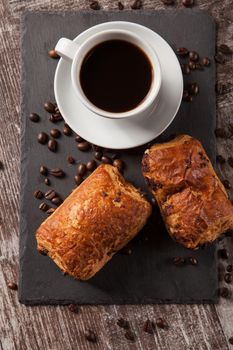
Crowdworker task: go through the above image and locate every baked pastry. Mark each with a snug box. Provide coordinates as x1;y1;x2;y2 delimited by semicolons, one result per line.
142;134;233;249
36;164;152;280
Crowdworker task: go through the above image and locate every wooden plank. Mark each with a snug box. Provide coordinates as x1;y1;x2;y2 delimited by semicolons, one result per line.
0;0;232;349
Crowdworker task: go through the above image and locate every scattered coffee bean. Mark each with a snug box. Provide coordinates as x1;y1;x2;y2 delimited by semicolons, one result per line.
227;265;233;273
84;330;97;343
48;139;57;152
219;44;232;55
77;141;91;152
50;129;61;138
75;175;83;186
44;178;50;186
92;145;102;152
7;282;18;290
182;90;189;100
63;124;72;136
215;53;225;64
156;318;169;329
52;196;63;206
216;155;226;164
101;156;113;164
173;257;185;266
49;113;63;123
223;179;231;189
118;1;124;10
48;49;59;59
189;83;199;96
67;155;75;164
113;159;125;172
49;168;65;178
215;128;227;138
47;207;56;215
77;163;87;176
68;304;80;313
39;202;49;211
143;319;155;334
188;257;198;265
29;112;40;122
189;51;199;62
228;157;233;168
117;318;130;329
131;0;142;9
34;190;44;199
38;132;48;145
181;64;190;75
224;273;232;284
44;101;56;114
40;165;48;176
94;151;103;160
195;63;204;70
90;1;100;10
75;135;84;143
45;190;56;200
202;57;210;66
218;248;229;259
86;160;97;172
229;337;233;345
188;61;196;70
183;95;193;102
219;287;231;298
124;330;136;342
176;47;189;56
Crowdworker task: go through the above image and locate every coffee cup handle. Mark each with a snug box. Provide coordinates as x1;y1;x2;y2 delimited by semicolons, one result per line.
55;38;79;62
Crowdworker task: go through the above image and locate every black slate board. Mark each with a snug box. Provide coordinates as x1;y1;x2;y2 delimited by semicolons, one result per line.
19;10;217;305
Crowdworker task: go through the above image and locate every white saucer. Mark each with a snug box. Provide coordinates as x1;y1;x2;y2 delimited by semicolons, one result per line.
54;21;183;149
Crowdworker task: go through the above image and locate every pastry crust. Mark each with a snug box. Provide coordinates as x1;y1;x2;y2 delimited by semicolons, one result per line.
142;134;233;249
36;164;152;280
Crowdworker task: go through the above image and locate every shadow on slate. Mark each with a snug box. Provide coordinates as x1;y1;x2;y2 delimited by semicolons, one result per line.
19;10;217;305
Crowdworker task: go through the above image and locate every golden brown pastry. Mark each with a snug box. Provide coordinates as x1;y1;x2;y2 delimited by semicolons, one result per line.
142;134;233;249
36;164;152;280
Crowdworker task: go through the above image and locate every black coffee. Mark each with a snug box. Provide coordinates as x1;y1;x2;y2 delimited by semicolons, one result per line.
80;40;153;113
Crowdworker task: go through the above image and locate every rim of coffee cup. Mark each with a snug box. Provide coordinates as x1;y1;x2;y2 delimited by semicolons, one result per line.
71;29;162;119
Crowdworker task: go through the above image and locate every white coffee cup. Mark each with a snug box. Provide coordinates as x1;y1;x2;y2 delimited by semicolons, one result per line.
55;29;161;120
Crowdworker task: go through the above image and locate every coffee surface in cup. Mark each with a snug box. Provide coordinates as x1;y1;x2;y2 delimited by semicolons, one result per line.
80;40;153;113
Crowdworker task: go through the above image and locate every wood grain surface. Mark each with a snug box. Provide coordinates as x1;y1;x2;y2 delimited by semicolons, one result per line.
0;0;233;349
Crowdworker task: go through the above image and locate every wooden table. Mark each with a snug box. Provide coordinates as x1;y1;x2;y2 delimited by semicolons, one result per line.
1;1;233;349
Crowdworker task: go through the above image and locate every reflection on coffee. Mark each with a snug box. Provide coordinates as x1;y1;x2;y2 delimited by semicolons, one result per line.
80;40;153;113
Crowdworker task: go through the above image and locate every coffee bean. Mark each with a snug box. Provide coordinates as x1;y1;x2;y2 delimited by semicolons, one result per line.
67;155;75;164
68;304;79;313
182;90;189;100
50;129;61;138
156;318;169;329
189;51;199;61
143;319;155;334
183;95;193;102
188;257;198;265
227;265;233;272
124;330;135;342
75;135;84;143
228;157;233;167
216;155;226;164
215;128;227;138
181;64;190;75
44;101;56;114
218;248;229;259
63;124;72;136
49;168;65;178
49;113;63;123
47;207;56;215
173;257;185;266
77;141;91;152
77;163;87;176
189;83;199;95
188;61;196;70
215;53;225;64
45;190;56;200
176;47;189;56
182;0;194;6
7;282;18;290
75;175;83;186
224;273;232;284
101;156;113;164
219;44;232;55
34;190;44;199
118;1;124;9
219;287;231;298
229;337;233;345
117;318;130;329
195;63;204;70
90;1;100;10
39;202;49;211
48;139;57;152
131;0;142;9
113;159;125;172
44;178;50;186
38;132;48;145
29;112;40;122
202;57;210;66
94;151;103;160
223;179;231;189
84;330;97;343
48;49;59;59
40;165;48;176
52;196;63;206
86;160;97;172
92;145;102;152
